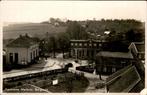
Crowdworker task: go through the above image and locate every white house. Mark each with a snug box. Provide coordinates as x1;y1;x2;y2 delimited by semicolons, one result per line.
6;34;39;65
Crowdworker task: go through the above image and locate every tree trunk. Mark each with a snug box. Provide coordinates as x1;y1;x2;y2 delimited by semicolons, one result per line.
53;49;56;58
62;49;64;58
99;66;102;80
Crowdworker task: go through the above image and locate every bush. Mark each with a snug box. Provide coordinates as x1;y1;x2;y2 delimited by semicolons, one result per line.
95;83;105;89
33;79;37;83
17;82;22;86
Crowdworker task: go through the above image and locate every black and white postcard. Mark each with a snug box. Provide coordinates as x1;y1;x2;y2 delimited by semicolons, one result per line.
1;1;146;95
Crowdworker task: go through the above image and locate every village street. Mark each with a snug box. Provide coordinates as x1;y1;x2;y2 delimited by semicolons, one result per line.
3;53;108;92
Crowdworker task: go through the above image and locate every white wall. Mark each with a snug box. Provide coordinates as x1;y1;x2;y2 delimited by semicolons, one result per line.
6;44;39;65
28;44;39;63
6;47;28;65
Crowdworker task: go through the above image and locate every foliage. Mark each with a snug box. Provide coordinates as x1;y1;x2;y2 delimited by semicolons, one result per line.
85;19;143;35
39;19;144;55
66;21;89;40
57;32;70;56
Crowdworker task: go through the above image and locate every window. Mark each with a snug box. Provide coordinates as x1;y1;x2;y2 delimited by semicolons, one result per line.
84;43;87;46
33;51;35;58
30;52;32;60
36;49;38;56
94;44;97;47
71;43;74;46
14;53;18;64
75;43;77;46
103;67;107;72
121;61;126;66
112;68;116;73
79;43;82;46
9;53;13;63
89;44;92;46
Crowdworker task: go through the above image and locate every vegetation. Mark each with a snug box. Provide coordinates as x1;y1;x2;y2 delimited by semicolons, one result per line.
83;19;144;35
4;18;144;54
66;21;89;40
4;72;89;93
39;18;144;56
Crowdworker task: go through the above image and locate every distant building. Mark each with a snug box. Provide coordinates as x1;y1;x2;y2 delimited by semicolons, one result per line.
106;65;144;92
95;51;134;74
128;42;145;63
6;34;39;65
70;39;107;59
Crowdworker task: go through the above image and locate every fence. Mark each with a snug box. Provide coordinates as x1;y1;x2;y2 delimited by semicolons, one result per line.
68;68;100;79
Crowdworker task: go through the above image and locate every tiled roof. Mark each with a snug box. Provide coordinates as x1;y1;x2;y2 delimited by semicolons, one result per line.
106;65;141;92
96;51;133;59
6;34;38;48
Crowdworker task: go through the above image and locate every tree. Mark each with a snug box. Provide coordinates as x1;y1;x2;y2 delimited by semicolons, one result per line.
66;21;89;40
57;32;70;58
49;36;57;58
125;29;136;42
105;30;129;52
125;28;144;42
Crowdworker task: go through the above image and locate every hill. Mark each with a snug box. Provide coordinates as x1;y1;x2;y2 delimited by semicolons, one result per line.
3;23;67;39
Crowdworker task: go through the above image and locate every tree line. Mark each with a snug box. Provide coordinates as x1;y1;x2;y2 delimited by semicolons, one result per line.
39;19;145;57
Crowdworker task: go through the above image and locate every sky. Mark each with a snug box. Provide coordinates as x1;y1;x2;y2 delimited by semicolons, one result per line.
0;1;146;23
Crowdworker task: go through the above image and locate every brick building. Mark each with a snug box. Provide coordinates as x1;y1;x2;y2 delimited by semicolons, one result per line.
70;39;107;59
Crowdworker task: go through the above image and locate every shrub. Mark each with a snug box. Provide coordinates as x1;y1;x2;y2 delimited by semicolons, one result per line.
95;83;105;89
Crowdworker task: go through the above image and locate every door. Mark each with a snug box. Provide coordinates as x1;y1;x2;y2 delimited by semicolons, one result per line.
9;53;13;64
14;53;18;64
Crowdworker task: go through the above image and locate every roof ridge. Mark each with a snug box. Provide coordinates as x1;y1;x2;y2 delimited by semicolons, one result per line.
6;35;38;48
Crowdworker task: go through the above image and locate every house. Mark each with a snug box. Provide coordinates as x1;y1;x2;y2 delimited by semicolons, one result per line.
5;34;39;65
128;42;145;63
95;51;134;74
105;64;144;92
70;39;107;59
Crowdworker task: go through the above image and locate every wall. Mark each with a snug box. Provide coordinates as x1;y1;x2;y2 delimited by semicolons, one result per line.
6;47;28;65
28;44;39;63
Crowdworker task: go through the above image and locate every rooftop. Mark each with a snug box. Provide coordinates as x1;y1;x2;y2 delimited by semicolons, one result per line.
134;42;145;53
96;51;133;59
106;65;141;92
6;34;39;48
70;39;106;42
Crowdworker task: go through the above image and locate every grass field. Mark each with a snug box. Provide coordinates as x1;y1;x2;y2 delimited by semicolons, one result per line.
3;23;67;39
